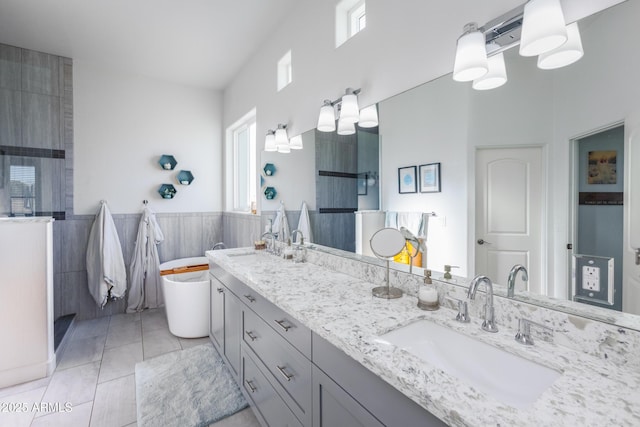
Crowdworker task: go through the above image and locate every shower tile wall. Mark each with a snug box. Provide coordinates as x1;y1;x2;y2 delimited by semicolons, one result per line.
1;42;263;322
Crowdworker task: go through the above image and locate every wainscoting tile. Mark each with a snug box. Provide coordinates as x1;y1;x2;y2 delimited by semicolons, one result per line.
59;271;97;321
156;215;179;263
202;212;223;253
90;375;136;427
60;218;92;273
179;213;204;258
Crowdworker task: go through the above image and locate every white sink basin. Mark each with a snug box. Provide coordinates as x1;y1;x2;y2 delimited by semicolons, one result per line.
227;252;268;265
376;320;561;409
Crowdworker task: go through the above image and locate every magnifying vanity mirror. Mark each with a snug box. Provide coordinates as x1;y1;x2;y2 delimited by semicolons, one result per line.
261;0;640;330
369;228;406;299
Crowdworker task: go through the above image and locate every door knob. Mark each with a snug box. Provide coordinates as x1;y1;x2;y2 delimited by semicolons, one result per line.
477;239;491;245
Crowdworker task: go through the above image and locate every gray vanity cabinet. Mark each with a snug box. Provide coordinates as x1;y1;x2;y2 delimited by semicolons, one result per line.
209;275;242;379
209;262;445;427
312;365;384;427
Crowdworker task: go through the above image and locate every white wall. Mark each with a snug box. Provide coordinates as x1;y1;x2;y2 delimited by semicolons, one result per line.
223;0;521;212
74;60;223;215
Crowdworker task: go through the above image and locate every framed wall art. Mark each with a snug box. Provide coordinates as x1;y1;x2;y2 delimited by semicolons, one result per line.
419;162;441;193
398;166;417;194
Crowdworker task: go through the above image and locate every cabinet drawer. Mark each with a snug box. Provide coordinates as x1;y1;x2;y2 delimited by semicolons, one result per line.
244;308;312;425
242;347;303;427
212;264;311;357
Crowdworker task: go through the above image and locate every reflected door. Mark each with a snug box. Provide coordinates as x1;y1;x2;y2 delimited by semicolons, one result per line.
624;112;640;315
475;147;544;294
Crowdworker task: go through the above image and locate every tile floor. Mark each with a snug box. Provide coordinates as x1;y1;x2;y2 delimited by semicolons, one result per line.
0;309;260;427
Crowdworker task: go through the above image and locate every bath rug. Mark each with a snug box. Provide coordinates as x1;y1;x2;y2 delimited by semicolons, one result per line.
135;343;248;427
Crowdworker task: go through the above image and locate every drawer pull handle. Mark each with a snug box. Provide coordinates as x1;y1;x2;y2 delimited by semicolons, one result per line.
245;379;257;393
244;294;256;303
274;319;291;332
245;330;258;341
276;365;294;382
216;287;224;293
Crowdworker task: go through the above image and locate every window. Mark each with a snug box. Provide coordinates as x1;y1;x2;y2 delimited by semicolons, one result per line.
277;50;292;91
229;112;257;212
10;165;36;216
348;1;366;37
336;0;366;47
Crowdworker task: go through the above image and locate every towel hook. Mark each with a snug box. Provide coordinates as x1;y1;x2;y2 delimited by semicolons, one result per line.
143;200;148;205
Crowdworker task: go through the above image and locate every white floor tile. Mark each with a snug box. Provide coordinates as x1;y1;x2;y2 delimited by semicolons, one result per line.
71;318;110;341
0;386;46;427
30;401;92;427
98;342;143;384
209;407;260;427
140;309;169;334
37;362;100;417
179;336;211;350
142;329;180;360
57;335;106;371
104;321;142;350
108;313;140;328
0;376;51;400
89;375;136;427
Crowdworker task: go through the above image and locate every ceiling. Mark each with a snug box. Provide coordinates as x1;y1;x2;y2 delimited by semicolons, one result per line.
0;0;296;89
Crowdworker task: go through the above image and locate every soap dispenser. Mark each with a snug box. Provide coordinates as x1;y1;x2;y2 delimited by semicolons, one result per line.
442;265;459;283
418;270;439;310
283;238;294;260
294;237;307;263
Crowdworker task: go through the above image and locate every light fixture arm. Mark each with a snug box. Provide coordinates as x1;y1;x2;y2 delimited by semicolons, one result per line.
324;87;362;107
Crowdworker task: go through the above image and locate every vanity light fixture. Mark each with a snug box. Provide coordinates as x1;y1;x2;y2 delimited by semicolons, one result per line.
472;42;507;90
289;134;303;149
340;88;360;123
264;130;277;152
273;124;291;153
317;87;373;132
453;22;488;82
519;0;567;57
537;22;583;70
358;104;379;128
337;118;356;135
317;100;337;132
453;0;583;90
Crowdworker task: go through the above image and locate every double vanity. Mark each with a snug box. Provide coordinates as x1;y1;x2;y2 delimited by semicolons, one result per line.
206;245;640;426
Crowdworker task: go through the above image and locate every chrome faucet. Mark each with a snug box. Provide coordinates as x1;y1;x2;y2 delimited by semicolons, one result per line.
291;229;305;245
211;242;226;250
507;264;528;298
261;231;276;254
467;275;498;333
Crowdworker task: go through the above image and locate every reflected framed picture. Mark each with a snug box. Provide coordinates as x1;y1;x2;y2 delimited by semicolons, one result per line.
419;162;441;193
398;166;417;194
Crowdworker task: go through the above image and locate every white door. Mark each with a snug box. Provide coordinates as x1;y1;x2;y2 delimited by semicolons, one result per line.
475;147;544;294
623;112;640;315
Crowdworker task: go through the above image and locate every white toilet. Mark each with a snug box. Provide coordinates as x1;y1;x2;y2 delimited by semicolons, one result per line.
160;257;210;338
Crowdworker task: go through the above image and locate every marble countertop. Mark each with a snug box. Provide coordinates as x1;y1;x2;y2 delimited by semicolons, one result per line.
206;248;640;427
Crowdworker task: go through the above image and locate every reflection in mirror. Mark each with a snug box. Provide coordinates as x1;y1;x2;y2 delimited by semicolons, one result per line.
370;227;405;299
265;0;640;329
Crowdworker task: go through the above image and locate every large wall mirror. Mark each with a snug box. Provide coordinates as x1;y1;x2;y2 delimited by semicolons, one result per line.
261;0;640;329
